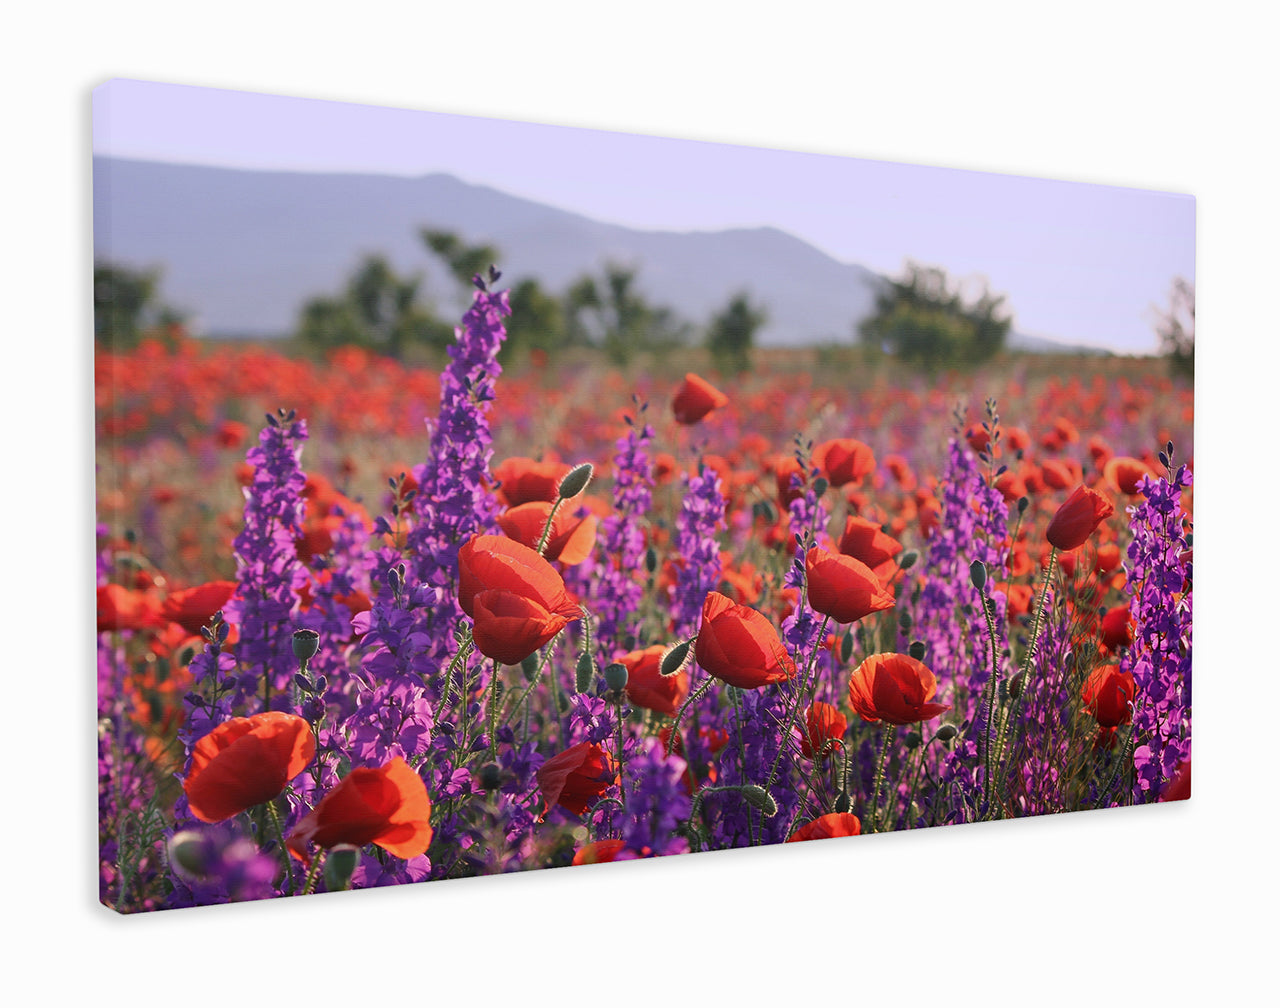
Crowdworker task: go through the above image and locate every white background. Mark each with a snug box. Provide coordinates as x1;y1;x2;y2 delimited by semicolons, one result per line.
4;1;1274;1002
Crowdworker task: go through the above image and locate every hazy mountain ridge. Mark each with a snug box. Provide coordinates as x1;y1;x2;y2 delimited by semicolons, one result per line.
91;156;1103;353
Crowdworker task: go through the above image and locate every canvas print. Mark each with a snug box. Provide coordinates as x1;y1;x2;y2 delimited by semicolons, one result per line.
94;79;1194;913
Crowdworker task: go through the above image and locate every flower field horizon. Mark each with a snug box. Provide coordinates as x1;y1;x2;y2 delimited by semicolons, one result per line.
96;282;1192;912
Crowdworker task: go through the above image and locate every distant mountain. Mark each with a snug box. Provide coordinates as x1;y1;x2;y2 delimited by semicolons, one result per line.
91;156;1102;354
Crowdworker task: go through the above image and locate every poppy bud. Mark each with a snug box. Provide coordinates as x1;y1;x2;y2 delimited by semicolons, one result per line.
834;790;851;814
323;845;360;892
603;662;629;693
1018;496;1029;515
935;724;958;743
1008;672;1025;700
898;610;913;633
840;631;854;663
738;785;778;817
644;547;658;574
557;463;594;501
520;654;540;681
168;830;212;878
292;630;320;662
479;764;501;790
575;651;595;694
660;639;693;678
812;476;829;498
969;559;987;593
908;640;926;662
905;731;922;750
900;550;919;571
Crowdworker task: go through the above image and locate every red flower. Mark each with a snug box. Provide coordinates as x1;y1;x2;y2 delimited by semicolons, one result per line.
456;534;581;622
492;456;572;507
848;652;950;725
1100;604;1133;652
1081;664;1135;728
800;702;847;760
695;591;796;689
804;546;895;625
573;838;627;865
537;741;617;818
97;583;163;633
620;644;689;717
1160;759;1191;802
287;757;433;866
836;516;903;579
214;419;248;449
184;712;315;823
672;372;729;424
160;580;237;635
1045;485;1115;552
471;587;580;665
497;500;599;565
786;813;862;842
813;438;875;488
1104;456;1155;495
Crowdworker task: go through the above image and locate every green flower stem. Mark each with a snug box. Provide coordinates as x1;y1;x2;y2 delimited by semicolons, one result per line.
993;547;1057;788
263;799;294;893
613;698;627;805
869;721;894;833
534;495;566;557
665;674;715;757
301;850;326;896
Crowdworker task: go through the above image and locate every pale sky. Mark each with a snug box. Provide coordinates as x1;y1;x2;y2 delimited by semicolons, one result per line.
92;78;1195;354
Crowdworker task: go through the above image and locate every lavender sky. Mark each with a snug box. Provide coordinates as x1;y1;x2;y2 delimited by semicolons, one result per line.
93;78;1194;354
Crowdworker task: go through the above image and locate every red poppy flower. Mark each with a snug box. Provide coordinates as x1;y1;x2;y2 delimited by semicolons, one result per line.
848;652;950;725
97;583;164;633
1104;456;1155;495
492;456;572;507
786;813;862;842
837;516;903;576
800;702;847;760
471;587;579;665
573;838;627;866
1039;459;1076;491
537;741;617;818
497;500;599;565
1160;759;1191;802
1045;485;1115;552
1081;664;1135;728
695;591;796;689
456;535;581;622
214;420;248;449
672;372;729;424
773;455;806;509
813;438;876;488
160;580;237;635
286;757;433;866
804;546;895;625
1100;604;1133;652
184;712;315;823
620;644;689;717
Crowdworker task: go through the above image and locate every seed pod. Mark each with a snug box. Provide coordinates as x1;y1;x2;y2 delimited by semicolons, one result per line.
935;724;958;743
908;640;926;662
603;662;629;693
323;845;360;892
292;628;320;662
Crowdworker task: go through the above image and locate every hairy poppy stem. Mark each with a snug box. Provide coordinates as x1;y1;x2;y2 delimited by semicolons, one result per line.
869;722;894;832
302;850;326;896
264;799;293;893
992;547;1057;793
666;674;715;756
534;496;566;557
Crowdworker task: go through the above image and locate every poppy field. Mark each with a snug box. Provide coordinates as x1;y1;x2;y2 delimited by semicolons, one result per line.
96;280;1193;912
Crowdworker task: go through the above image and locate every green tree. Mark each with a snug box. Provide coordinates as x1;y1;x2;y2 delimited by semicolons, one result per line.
420;229;500;291
505;277;565;359
296;254;451;359
94;261;184;350
706;291;767;374
1155;276;1194;381
563;263;690;365
858;261;1011;370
